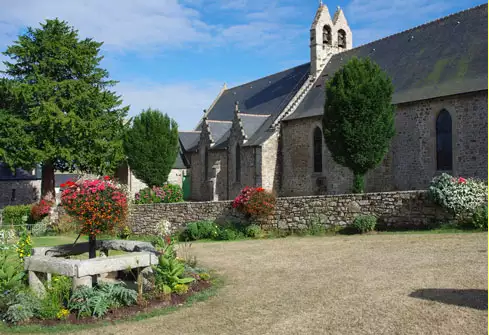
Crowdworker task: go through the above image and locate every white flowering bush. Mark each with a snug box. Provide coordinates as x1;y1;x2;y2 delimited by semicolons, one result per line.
429;173;487;217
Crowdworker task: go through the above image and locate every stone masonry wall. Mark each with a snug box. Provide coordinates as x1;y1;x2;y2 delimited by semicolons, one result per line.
128;190;450;235
0;180;41;209
280;91;488;196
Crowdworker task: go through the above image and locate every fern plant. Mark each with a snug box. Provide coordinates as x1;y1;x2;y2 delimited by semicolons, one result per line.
68;282;137;318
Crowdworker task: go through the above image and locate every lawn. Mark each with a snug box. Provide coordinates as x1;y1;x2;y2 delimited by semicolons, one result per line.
64;232;487;335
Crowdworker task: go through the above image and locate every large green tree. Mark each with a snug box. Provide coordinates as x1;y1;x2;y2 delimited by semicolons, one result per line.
323;57;395;193
0;19;128;198
123;108;179;187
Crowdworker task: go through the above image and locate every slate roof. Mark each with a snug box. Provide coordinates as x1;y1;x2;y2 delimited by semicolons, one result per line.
286;3;488;121
173;151;188;169
239;114;271;139
179;131;200;152
0;163;40;180
207;120;232;145
204;63;310;122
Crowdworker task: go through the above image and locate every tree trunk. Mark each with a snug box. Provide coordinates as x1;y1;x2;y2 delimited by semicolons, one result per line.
41;161;55;199
88;234;97;259
352;172;365;194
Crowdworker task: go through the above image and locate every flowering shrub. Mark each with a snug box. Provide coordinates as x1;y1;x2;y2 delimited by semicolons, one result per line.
429;173;487;217
60;176;128;237
30;196;54;222
134;184;183;204
232;186;276;219
16;228;32;263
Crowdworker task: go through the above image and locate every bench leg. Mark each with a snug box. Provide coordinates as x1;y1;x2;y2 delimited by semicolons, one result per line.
29;271;46;298
73;275;92;290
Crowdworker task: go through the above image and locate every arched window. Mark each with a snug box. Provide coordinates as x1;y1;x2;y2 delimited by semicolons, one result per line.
436;109;453;171
204;148;209;180
338;29;346;48
323;25;332;46
235;145;241;182
313;127;323;173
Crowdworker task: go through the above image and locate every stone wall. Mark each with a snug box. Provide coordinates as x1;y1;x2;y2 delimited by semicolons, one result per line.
260;131;280;192
0;180;41;209
128;190;450;235
280;91;488;196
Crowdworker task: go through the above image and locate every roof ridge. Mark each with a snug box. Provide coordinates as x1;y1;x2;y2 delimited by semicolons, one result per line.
224;62;310;92
207;120;232;123
339;3;487;54
238;113;271;117
179;131;200;133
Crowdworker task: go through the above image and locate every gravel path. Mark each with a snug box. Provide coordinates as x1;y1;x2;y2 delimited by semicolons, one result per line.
71;233;487;335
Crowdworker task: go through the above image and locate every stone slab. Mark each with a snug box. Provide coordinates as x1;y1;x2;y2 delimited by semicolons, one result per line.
77;252;158;277
25;256;80;277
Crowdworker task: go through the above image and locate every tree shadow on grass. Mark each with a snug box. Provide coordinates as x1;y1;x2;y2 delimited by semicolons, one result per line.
409;289;488;310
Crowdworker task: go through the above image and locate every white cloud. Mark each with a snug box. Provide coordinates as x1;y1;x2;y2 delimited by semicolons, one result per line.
346;0;456;46
116;80;223;130
0;0;214;53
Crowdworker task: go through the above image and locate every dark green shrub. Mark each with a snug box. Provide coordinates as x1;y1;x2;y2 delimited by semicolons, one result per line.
218;228;237;241
3;291;41;324
471;205;488;230
245;224;262;238
352;215;377;233
197;221;219;239
2;205;32;225
179;222;200;241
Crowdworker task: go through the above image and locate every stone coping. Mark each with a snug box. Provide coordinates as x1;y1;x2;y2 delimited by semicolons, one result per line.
24;252;159;277
32;240;156;257
130;190;428;207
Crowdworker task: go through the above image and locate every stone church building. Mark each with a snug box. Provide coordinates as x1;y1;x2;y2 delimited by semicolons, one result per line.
179;3;488;201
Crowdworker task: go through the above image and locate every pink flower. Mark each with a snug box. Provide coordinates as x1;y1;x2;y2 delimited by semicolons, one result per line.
458;177;466;184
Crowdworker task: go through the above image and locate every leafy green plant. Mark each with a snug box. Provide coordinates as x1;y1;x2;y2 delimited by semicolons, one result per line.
173;284;188;295
471;205;488;230
352;215;377;233
245;224;262;238
118;226;132;240
0;250;25;293
3;291;41;324
153;254;195;294
307;219;326;236
68;282;137;318
196;221;219;239
38;275;72;320
199;273;210;281
2;205;32;226
217;228;237;241
31;216;49;237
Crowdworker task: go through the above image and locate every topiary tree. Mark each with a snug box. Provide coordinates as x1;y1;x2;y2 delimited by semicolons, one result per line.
0;19;128;198
123;108;179;187
323;57;396;193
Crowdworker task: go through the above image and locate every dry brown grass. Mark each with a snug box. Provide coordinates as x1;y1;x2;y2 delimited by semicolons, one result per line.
73;233;488;335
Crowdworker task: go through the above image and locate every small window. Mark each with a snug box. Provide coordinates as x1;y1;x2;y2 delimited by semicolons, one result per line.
313;127;323;173
204;148;209;180
323;25;332;46
235;145;241;182
11;189;16;202
436;109;453;171
338;29;346;48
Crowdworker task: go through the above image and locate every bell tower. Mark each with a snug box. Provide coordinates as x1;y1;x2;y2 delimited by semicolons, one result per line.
310;3;352;77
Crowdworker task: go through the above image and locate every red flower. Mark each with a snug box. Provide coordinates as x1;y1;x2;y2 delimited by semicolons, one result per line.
458;177;467;184
103;175;110;181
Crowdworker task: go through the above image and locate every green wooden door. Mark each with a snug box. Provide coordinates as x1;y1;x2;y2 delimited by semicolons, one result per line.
182;174;191;200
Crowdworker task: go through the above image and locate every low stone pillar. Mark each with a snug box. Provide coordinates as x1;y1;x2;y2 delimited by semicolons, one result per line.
72;276;92;290
29;271;46;298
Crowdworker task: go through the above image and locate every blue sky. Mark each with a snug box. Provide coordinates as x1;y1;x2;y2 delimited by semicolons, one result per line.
0;0;483;130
